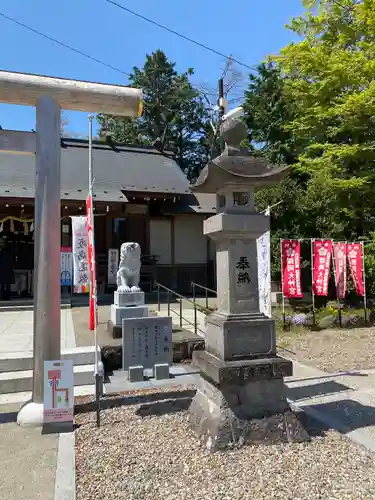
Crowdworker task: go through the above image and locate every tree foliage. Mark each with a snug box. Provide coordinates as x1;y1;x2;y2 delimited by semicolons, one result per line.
97;49;213;181
242;0;375;285
275;0;375;240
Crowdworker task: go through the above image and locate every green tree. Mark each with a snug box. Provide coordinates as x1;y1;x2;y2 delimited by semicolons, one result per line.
243;62;300;166
97;49;212;181
273;0;375;241
242;62;310;278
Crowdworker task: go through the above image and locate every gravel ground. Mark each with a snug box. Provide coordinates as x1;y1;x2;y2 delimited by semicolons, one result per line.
278;326;375;373
75;386;375;500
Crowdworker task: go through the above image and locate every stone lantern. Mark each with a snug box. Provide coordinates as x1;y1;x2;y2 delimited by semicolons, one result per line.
188;113;307;450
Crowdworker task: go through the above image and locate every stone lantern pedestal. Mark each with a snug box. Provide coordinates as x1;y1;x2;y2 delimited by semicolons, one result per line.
188;115;308;451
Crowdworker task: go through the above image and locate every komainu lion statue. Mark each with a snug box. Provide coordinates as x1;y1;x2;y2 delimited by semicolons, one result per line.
116;242;141;293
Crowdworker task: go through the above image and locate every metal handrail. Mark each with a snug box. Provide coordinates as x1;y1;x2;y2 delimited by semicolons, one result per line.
155;282;202;335
156;282;198;307
191;281;217;311
169;306;204;335
191;282;216;295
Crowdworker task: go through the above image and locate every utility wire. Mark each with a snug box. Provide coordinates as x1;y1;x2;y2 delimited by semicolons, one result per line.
0;10;246;112
0;11;131;78
104;0;257;72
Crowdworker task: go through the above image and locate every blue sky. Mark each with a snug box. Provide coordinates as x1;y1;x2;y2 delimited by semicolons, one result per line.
0;0;304;136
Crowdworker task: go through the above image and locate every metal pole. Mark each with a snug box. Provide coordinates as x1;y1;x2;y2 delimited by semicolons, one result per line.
88;116;97;361
218;78;225;152
192;283;196;307
332;241;342;328
157;284;160;312
311;239;316;327
280;239;286;330
194;305;197;335
179;299;183;328
18;96;61;426
361;242;368;324
167;291;170;316
88;115;103;428
205;286;208;310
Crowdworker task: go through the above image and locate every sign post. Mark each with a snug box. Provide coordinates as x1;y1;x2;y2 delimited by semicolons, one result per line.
43;360;74;426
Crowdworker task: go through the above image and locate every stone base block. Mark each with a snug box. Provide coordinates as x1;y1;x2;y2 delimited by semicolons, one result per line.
17;401;44;427
110;304;148;326
128;365;144;382
114;291;145;307
154;363;170;380
192;349;293;386
107;320;122;339
188;374;309;452
205;311;276;360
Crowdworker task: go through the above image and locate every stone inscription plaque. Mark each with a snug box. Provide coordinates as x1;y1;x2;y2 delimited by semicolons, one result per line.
122;316;173;370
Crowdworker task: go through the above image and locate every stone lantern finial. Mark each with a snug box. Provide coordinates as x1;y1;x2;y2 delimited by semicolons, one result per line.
193;115;289;194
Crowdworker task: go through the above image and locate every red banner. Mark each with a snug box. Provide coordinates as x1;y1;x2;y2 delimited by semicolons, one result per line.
312;240;332;296
347;243;365;296
86;196;96;331
281;240;303;298
333;242;347;299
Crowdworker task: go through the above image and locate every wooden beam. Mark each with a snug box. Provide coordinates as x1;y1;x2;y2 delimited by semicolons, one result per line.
0;129;36;155
0;70;143;117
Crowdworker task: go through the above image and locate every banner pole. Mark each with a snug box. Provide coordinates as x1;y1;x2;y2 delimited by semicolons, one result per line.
361;242;368;324
311;238;316;327
88;115;102;427
332;241;342;327
280;239;286;330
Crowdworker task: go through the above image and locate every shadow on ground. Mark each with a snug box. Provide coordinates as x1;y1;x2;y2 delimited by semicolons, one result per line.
287;380;352;401
75;388;196;416
0;410;17;425
307;399;375;434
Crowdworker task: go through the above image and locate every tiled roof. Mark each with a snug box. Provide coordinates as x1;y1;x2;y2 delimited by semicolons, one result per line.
0;138;192;201
161;193;216;215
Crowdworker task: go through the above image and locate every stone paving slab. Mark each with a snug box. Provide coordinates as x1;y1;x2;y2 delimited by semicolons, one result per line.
0;308;76;354
106;364;199;393
285;360;375;452
0;404;58;500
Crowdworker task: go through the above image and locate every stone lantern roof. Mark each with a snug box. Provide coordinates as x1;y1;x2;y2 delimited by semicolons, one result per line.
193;116;289;193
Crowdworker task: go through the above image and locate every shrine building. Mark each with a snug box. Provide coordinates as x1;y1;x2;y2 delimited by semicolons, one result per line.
0;138;216;299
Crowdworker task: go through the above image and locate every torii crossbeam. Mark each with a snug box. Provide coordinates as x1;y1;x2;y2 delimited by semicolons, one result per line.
0;70;143;427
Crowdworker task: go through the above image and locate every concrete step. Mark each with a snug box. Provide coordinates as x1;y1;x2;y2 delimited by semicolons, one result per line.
0;364;95;394
0;345;101;373
0;384;107;405
0;301;71;312
156;309;206;337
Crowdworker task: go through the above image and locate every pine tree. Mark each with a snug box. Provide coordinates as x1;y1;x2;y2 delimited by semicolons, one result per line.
97;49;213;180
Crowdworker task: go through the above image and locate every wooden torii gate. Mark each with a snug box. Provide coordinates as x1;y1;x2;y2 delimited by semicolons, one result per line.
0;70;143;426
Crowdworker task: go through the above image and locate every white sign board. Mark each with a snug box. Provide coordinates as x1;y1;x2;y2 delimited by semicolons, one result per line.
257;208;272;318
107;248;119;285
60;247;73;286
71;216;89;293
43;360;74;424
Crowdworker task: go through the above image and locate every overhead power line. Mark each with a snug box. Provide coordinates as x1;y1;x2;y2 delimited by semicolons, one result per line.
0;11;131;77
104;0;257;72
0;10;247;109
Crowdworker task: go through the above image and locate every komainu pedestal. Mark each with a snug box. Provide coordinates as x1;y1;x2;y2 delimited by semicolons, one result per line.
107;242;148;338
188;109;309;451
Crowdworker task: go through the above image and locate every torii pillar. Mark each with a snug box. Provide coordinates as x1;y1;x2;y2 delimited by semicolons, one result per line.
0;71;143;426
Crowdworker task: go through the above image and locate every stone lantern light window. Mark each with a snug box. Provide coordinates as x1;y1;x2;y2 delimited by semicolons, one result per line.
218;194;226;208
233;192;248;206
